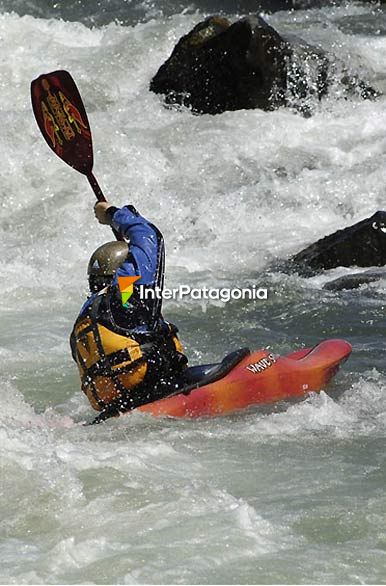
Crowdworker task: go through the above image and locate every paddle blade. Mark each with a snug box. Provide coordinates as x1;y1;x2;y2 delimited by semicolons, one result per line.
31;70;93;175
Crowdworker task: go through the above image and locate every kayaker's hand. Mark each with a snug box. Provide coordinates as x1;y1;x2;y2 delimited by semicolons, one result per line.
94;201;115;225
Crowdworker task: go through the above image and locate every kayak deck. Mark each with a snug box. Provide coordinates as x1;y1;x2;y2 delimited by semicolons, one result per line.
138;339;352;418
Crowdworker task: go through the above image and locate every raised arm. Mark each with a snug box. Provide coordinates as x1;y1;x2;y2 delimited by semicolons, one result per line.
94;201;164;290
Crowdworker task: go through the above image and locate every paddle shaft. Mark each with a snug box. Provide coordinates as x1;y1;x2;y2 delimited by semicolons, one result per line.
87;172;122;240
87;172;106;202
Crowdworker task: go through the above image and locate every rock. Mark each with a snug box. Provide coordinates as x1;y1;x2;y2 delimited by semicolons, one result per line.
150;15;376;115
323;270;386;291
284;211;386;276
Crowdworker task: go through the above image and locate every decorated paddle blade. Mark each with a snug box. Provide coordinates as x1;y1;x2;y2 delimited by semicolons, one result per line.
31;70;93;175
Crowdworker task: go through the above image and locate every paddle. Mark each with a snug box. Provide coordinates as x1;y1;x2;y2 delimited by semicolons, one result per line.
31;70;121;239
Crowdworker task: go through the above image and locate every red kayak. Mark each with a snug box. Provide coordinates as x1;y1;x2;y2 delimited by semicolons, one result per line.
139;339;352;418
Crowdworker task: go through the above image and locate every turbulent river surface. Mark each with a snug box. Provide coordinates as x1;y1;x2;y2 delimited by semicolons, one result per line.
1;0;386;584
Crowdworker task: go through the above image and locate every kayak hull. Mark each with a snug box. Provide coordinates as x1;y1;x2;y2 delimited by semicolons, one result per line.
138;339;352;418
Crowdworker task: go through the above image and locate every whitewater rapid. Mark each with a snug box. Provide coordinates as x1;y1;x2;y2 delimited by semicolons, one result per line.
1;3;386;584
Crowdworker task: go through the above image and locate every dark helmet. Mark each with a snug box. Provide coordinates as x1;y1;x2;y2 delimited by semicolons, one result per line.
87;241;129;292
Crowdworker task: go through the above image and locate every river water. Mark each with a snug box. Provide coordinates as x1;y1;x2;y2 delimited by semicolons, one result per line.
1;1;386;584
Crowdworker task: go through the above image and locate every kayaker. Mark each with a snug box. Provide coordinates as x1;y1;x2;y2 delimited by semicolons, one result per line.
70;201;188;422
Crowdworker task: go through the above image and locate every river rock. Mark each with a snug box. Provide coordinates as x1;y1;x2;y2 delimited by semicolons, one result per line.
150;15;376;115
285;211;386;276
323;269;386;291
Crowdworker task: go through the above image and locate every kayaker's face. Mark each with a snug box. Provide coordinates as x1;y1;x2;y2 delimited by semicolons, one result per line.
88;274;113;293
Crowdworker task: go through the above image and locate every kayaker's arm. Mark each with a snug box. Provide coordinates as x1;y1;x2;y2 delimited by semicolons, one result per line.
94;201;164;286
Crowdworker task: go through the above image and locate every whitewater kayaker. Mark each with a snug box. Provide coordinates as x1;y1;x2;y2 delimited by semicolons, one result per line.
70;201;187;422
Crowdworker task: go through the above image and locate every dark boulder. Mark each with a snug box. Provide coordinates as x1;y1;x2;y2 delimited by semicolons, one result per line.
150;15;376;115
284;211;386;277
323;270;386;291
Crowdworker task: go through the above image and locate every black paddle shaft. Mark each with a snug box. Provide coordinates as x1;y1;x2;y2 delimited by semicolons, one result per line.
87;173;106;202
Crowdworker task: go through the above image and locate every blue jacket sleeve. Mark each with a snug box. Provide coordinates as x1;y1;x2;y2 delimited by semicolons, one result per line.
110;206;164;287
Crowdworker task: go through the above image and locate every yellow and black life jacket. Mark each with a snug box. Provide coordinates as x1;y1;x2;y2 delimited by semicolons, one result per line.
70;290;185;412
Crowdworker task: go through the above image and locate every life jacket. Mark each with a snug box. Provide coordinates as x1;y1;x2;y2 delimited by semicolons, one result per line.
70;289;185;412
